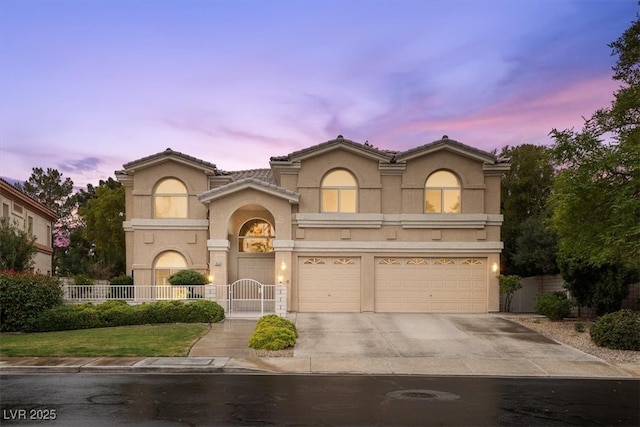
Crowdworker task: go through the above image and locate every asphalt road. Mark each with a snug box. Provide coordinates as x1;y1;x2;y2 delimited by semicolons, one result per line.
1;374;638;426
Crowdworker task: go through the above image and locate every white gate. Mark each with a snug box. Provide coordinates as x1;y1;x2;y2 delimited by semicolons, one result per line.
229;279;275;316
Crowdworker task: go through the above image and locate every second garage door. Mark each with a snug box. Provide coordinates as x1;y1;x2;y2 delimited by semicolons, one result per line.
298;257;361;312
375;257;486;313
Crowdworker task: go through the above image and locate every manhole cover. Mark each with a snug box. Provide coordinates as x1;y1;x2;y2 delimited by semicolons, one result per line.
386;389;461;401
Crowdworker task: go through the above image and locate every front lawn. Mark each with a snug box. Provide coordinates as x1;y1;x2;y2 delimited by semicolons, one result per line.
0;323;210;357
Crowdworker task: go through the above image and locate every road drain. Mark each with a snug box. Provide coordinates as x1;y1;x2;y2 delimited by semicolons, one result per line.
386;389;461;401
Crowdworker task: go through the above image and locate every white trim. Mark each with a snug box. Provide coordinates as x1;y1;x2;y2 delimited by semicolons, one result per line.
291;240;503;253
293;213;503;229
391;214;503;229
124;219;209;231
273;240;295;250
294;213;384;228
207;239;230;251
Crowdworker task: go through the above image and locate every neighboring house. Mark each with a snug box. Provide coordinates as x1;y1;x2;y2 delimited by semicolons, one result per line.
0;178;57;274
116;136;510;313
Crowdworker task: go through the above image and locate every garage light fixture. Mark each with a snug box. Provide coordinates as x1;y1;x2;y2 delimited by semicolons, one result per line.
491;262;499;276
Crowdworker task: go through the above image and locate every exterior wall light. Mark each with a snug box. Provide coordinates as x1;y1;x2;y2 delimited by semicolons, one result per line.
280;261;287;271
491;262;499;276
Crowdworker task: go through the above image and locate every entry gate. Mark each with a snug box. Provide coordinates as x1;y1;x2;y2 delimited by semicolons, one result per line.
229;279;275;316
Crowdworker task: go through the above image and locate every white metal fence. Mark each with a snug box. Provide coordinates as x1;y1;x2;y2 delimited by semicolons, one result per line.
61;281;283;317
63;284;206;303
227;279;276;316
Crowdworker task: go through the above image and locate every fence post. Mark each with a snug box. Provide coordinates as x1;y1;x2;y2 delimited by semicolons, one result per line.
204;284;216;302
275;285;287;317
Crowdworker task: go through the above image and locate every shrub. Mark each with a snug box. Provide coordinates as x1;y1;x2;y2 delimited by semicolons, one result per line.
26;304;103;332
96;301;141;327
535;291;572;321
24;299;225;332
0;272;63;331
178;300;225;323
138;300;185;324
590;309;640;350
574;322;585;333
109;275;133;285
74;274;95;285
168;269;206;285
248;325;296;350
256;314;297;337
248;314;297;350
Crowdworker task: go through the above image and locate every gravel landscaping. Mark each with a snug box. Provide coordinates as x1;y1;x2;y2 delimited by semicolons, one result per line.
508;316;640;364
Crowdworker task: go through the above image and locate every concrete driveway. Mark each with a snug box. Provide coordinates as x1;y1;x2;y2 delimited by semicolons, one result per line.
294;313;596;361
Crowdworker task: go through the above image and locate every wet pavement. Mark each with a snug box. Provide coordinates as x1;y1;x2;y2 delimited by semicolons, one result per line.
1;374;638;426
1;314;638;378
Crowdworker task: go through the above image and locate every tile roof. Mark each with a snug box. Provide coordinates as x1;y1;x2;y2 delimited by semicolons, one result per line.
270;135;395;162
198;177;300;203
122;148;218;172
396;136;498;162
228;169;275;184
0;178;58;220
270;135;501;164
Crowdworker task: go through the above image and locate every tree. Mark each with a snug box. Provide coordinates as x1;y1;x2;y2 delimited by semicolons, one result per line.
14;167;76;274
499;274;522;313
550;12;640;314
549;13;640;271
500;144;557;276
0;218;37;271
559;255;639;316
14;167;75;223
77;178;126;278
55;226;95;277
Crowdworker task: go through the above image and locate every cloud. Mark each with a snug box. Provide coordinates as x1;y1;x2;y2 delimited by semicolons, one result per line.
57;157;102;173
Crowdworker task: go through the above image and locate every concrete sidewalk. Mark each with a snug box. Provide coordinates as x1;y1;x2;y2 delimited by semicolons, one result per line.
1;315;638;378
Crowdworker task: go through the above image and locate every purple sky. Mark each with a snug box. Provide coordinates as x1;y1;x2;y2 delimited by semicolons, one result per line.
0;0;637;188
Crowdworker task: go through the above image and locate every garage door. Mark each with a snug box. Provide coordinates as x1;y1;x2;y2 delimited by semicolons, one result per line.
298;257;361;312
374;257;486;313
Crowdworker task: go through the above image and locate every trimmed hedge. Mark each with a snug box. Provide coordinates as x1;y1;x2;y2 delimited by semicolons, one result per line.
0;272;63;332
168;269;207;285
590;309;640;351
248;314;297;350
25;300;225;332
535;291;572;321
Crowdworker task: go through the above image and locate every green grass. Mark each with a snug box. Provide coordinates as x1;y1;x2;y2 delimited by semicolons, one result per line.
0;323;210;357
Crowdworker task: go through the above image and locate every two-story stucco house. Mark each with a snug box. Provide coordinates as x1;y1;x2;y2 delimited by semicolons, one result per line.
116;136;510;313
0;178;57;274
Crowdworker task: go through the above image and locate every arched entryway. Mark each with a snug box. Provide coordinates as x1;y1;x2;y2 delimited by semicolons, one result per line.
228;205;276;285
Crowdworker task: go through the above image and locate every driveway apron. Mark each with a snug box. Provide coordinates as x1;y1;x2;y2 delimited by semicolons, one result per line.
293;313;603;362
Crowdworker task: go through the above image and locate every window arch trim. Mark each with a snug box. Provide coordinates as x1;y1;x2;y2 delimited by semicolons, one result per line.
321;168;358;213
425;170;461;214
154;177;188;219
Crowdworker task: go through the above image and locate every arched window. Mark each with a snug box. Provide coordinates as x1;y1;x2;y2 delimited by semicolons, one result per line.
239;219;275;253
321;169;357;213
154;251;187;285
154;178;187;218
425;171;461;213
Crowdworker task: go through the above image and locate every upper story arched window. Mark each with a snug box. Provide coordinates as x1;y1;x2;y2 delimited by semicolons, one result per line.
321;169;357;213
239;219;275;252
154;250;187;285
154;178;188;218
425;170;461;213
